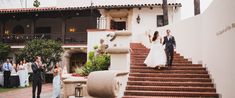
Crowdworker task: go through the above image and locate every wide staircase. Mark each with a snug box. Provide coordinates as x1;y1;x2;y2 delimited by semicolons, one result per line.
123;43;219;98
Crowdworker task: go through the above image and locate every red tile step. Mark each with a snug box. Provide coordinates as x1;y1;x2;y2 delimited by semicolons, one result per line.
127;81;214;87
131;63;202;67
124;90;219;97
126;85;216;92
130;66;206;70
128;77;212;82
129;73;210;78
130;69;208;74
123;95;200;98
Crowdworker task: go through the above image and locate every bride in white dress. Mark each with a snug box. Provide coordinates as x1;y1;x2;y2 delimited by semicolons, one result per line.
144;31;166;69
52;63;62;98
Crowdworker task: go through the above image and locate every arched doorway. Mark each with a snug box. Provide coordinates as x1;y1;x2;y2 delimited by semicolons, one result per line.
69;52;87;73
12;25;24;34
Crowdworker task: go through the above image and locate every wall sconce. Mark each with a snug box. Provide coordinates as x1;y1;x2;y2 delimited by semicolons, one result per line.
26;24;30;28
136;15;140;24
69;27;76;33
5;30;9;35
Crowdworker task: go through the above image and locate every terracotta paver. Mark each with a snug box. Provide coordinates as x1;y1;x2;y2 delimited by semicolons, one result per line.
0;83;53;98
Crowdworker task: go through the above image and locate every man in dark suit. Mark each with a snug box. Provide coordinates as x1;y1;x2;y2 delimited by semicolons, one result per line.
31;56;44;98
2;59;12;88
163;29;176;68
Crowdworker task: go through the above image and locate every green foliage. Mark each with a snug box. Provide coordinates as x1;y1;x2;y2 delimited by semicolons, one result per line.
93;54;110;70
0;42;11;62
88;51;95;61
75;52;110;76
18;39;64;71
93;45;98;50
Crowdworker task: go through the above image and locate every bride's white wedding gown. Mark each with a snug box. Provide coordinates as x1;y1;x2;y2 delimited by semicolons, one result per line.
144;38;166;68
52;70;61;98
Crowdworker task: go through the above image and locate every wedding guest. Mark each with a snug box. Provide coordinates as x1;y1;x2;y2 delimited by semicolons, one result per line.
2;59;12;88
18;60;26;87
18;60;29;87
23;59;29;86
11;61;17;74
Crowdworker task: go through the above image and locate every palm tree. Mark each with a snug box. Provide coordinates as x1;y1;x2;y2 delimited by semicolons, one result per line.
162;0;168;26
194;0;201;15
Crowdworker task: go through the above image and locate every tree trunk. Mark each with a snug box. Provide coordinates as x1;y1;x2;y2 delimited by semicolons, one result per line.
162;0;168;26
194;0;201;15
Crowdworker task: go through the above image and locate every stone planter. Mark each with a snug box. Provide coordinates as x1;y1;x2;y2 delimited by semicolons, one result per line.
63;77;87;98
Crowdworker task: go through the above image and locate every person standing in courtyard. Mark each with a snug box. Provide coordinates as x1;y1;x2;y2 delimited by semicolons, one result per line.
23;59;29;86
163;29;176;68
18;59;30;87
18;60;26;87
52;62;62;98
32;56;44;98
2;59;12;88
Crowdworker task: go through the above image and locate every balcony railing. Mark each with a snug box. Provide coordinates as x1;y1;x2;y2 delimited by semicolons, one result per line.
1;33;87;45
97;17;107;29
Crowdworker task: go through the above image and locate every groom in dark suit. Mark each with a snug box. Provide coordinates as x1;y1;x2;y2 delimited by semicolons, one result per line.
31;56;44;98
163;29;176;68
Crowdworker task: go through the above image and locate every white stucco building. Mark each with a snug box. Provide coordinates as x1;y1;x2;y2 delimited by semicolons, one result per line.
0;0;182;73
180;0;214;19
1;0;234;98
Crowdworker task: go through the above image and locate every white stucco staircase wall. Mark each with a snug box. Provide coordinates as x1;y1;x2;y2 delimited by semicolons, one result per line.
139;0;235;97
88;30;131;98
87;30;131;71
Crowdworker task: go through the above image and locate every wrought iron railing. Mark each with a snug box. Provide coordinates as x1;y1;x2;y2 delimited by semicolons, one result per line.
97;17;107;29
64;33;87;44
0;33;87;45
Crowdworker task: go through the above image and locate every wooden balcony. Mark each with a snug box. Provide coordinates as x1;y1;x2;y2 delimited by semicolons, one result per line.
0;33;87;45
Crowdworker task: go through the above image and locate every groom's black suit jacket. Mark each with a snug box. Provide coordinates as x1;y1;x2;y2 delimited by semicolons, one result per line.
31;62;44;81
163;36;176;50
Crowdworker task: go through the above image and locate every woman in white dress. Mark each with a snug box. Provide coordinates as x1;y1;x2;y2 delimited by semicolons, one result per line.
22;60;29;86
18;61;26;87
144;31;166;69
52;63;62;98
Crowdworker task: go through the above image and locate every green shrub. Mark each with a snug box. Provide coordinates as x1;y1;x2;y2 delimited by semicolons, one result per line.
75;67;84;76
88;51;95;61
76;52;110;76
93;45;98;50
17;39;64;71
93;54;110;70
